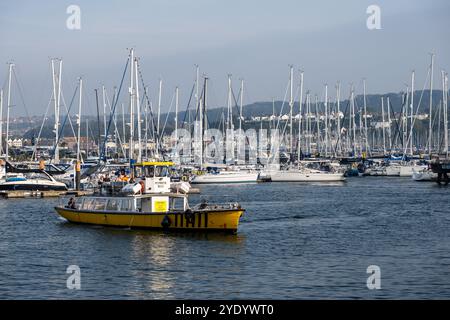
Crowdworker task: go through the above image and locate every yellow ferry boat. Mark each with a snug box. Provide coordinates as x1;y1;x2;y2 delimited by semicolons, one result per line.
54;162;245;233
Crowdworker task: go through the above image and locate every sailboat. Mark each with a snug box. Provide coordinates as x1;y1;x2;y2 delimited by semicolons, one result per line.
191;166;259;184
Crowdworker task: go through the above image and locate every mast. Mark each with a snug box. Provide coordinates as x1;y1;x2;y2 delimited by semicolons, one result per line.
351;87;356;156
157;79;162;145
336;82;341;156
381;97;386;155
363;79;369;155
297;71;304;163
429;53;435;155
201;77;208;167
289;65;294;155
272;98;275;130
5;63;14;162
226;74;234;162
410;71;415;155
324;84;328;158
94;89;101;158
443;71;448;158
128;49;135;160
195;64;199;116
386;97;392;153
239;79;243;134
76;77;83;162
121;102;125;155
175;86;179;154
315;95;320;154
86;118;89;157
102;85;107;140
134;58;142;163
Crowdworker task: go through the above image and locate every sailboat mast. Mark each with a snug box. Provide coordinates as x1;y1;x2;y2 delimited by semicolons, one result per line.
387;97;392;153
175;86;179;158
298;71;304;163
289;65;294;155
129;48;135;161
381;97;386;155
363;79;369;155
429;53;435;156
336;82;341;156
239;79;243;135
5;63;14;162
410;71;415;155
442;71;448;158
351;88;356;156
134;58;142;163
76;77;83;162
102;85;107;140
324;84;328;158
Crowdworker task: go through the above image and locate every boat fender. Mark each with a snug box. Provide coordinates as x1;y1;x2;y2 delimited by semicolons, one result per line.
161;215;171;228
185;209;194;224
139;180;145;193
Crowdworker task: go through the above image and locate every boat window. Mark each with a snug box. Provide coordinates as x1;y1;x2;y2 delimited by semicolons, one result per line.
170;197;185;211
93;199;107;211
145;166;155;177
120;199;132;211
106;199;120;211
136;198;142;212
134;166;144;178
154;166;169;177
82;198;95;210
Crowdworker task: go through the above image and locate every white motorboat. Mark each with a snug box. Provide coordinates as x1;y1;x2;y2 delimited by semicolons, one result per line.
0;171;68;191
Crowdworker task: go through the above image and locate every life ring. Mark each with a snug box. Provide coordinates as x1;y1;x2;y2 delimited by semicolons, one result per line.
185;209;195;224
161;215;171;228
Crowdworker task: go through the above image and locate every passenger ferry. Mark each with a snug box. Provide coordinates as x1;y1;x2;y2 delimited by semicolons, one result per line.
54;162;245;233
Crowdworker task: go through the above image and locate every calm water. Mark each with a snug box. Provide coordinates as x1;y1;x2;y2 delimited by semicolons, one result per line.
1;177;450;299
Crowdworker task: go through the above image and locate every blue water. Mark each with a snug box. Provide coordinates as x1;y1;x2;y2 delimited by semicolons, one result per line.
1;177;450;299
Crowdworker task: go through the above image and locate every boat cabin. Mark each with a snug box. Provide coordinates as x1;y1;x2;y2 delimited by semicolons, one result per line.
133;161;173;194
73;193;188;213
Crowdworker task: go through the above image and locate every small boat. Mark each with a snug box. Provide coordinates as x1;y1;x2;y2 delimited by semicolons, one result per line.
412;168;437;182
55;193;244;233
54;161;245;233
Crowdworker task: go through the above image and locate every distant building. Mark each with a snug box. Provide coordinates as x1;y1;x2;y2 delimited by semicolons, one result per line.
7;138;23;148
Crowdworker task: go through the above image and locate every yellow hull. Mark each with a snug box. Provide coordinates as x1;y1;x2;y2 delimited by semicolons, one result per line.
55;207;244;233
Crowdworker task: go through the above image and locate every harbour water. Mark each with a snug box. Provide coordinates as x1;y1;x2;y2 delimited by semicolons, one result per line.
1;177;450;299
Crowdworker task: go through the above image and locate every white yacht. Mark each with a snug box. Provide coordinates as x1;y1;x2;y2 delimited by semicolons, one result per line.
191;167;258;184
270;168;345;182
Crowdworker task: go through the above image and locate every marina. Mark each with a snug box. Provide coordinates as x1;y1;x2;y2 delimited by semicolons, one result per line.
1;0;449;305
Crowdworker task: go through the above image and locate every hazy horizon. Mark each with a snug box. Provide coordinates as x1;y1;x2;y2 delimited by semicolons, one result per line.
1;0;449;117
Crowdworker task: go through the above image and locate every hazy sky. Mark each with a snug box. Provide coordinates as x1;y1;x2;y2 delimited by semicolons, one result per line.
1;0;449;116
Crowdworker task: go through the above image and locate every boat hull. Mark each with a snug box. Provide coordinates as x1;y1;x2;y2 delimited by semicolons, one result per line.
55;207;244;233
191;172;258;184
270;171;345;182
0;181;67;191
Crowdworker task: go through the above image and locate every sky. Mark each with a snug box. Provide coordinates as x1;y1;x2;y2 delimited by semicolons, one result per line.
1;0;449;116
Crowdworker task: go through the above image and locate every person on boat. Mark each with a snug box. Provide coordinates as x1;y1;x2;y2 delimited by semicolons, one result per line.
67;197;76;209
